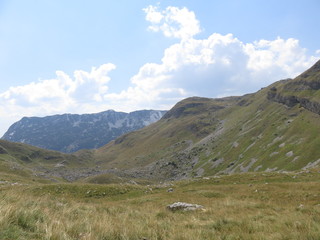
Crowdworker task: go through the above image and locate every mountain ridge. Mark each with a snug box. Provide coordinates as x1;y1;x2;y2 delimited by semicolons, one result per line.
0;60;319;183
91;60;320;181
267;61;320;114
2;109;167;153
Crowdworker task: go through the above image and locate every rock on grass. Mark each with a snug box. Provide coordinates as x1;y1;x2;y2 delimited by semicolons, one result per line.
167;202;204;212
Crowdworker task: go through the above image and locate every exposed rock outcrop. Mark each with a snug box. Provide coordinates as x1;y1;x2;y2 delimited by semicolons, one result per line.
167;202;204;212
267;87;320;115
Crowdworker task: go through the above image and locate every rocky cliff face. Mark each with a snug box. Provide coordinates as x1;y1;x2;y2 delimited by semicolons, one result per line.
2;110;167;153
268;89;320;115
267;60;320;115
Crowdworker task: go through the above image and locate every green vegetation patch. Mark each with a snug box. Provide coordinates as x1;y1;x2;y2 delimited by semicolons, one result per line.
1;171;320;240
30;183;144;199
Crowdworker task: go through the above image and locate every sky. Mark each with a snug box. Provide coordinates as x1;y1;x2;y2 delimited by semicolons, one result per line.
0;0;320;135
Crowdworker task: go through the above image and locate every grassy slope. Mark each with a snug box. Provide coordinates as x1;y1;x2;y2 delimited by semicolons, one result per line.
195;61;320;176
1;61;319;183
197;85;320;176
0;140;94;183
0;62;320;239
93;61;320;179
94;97;239;169
1;170;320;239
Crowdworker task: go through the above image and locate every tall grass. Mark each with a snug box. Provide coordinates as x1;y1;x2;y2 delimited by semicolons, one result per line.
1;175;320;239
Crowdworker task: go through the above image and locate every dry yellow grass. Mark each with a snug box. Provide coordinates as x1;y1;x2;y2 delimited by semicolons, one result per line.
1;173;320;239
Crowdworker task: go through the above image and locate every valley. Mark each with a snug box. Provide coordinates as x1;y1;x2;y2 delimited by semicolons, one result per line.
0;60;319;239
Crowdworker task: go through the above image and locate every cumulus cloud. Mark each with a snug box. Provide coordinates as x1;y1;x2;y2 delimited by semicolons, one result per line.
0;64;116;134
103;5;316;110
0;4;319;135
143;5;201;40
245;37;317;80
2;63;115;106
102;32;319;109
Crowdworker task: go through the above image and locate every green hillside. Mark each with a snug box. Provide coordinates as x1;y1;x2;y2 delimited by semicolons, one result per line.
92;60;320;181
0;140;93;183
0;60;320;240
0;60;319;183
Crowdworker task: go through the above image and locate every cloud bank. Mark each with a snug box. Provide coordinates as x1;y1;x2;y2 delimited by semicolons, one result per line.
0;5;319;135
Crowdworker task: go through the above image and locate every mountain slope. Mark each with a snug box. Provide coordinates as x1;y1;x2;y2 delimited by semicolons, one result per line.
1;61;319;183
2;110;166;153
0;139;92;183
92;60;320;180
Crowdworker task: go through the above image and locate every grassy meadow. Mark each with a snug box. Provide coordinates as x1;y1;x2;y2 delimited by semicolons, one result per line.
1;170;320;240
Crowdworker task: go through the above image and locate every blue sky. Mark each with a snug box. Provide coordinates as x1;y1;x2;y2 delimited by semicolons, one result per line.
0;0;319;135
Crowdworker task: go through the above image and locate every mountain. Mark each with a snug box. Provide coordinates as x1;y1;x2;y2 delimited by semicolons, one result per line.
2;110;167;153
91;60;320;181
1;60;319;183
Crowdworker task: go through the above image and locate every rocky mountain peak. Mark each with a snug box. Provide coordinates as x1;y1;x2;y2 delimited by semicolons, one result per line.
2;109;167;153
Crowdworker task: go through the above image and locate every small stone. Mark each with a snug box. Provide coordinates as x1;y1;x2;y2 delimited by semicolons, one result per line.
298;204;304;209
167;188;174;192
286;151;294;157
167;202;204;212
129;180;138;185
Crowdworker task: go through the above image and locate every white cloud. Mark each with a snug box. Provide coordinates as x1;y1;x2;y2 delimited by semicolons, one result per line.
102;31;319;110
0;64;116;134
143;5;163;23
245;37;316;79
143;5;201;40
0;63;116;109
0;5;319;136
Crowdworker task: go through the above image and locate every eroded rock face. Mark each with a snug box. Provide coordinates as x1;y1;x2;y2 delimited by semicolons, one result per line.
267;61;320;115
167;202;204;212
299;98;320;115
267;87;320;115
267;60;320;115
